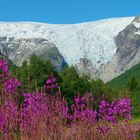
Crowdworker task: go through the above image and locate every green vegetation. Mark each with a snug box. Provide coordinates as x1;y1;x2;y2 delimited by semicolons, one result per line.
9;55;140;116
10;54;121;104
108;62;140;116
107;63;140;90
10;54;57;92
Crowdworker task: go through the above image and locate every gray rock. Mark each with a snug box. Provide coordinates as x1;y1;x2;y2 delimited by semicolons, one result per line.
99;16;140;82
0;37;67;71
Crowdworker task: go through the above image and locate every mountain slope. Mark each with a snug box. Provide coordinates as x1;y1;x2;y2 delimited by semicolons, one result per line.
0;18;134;66
107;62;140;89
1;16;140;82
102;16;140;82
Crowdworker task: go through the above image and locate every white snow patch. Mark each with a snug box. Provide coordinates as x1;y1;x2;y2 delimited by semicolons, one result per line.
133;22;140;28
135;30;140;35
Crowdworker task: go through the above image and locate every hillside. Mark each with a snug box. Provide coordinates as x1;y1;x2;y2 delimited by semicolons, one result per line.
0;17;137;83
107;62;140;89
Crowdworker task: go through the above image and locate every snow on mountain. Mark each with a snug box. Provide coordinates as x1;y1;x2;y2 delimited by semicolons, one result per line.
133;22;140;28
0;17;134;69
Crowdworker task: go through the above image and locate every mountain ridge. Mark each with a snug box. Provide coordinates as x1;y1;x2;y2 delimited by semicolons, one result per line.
0;16;140;82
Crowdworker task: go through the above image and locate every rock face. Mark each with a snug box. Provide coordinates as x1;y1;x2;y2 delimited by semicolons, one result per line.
0;37;67;71
0;16;140;82
99;17;140;82
76;58;99;80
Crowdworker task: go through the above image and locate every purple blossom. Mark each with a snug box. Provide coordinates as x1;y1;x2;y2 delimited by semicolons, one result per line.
0;60;10;78
0;59;135;139
99;98;132;122
4;77;22;95
45;76;59;94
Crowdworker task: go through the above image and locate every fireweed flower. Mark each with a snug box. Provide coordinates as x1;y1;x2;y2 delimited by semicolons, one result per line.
99;98;132;122
0;60;134;139
4;77;22;95
20;93;49;131
0;60;10;79
23;92;47;109
77;108;97;121
115;98;132;119
70;95;97;121
0;98;18;134
45;76;59;94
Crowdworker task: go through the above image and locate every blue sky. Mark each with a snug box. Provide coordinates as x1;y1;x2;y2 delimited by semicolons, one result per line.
0;0;140;24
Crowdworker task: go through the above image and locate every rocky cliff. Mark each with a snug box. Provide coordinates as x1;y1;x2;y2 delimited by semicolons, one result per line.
0;37;67;71
98;16;140;82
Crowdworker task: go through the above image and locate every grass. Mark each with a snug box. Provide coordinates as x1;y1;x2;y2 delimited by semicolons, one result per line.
131;115;140;124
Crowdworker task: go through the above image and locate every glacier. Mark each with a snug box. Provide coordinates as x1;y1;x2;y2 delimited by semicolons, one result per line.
0;17;134;69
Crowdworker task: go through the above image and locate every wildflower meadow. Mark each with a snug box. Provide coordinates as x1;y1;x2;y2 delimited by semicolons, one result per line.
0;59;140;140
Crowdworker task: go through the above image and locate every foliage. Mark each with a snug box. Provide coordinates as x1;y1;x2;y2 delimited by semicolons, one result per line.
108;63;140;116
8;55;140;116
10;54;57;92
9;55;120;104
60;66;121;104
0;59;138;140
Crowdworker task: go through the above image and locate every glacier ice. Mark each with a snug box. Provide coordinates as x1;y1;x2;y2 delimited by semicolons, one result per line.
0;17;134;69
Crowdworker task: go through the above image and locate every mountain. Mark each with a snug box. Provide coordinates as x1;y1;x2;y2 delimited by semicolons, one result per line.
0;16;140;82
0;37;67;72
102;16;140;82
